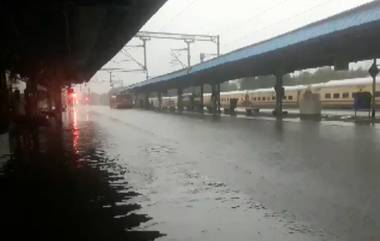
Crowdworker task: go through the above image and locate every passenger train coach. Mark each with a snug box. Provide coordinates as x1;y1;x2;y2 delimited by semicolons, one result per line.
147;77;380;113
208;77;380;113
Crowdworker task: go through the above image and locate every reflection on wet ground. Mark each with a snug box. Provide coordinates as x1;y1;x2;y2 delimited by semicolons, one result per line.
87;106;380;241
0;109;163;241
2;105;380;241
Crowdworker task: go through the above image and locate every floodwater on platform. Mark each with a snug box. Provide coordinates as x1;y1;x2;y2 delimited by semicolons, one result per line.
85;105;380;241
0;108;163;241
1;105;380;241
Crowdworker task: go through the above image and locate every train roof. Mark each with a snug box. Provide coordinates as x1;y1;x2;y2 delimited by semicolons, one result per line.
247;85;306;94
310;77;375;89
220;90;247;95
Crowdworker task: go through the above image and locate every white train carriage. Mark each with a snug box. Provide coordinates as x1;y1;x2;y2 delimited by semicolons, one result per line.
203;93;212;111
220;90;248;113
146;77;380;114
243;85;305;113
310;77;380;109
161;96;177;111
182;93;194;111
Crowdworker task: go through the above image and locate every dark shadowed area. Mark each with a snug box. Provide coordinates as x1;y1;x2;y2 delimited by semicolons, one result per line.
0;110;164;241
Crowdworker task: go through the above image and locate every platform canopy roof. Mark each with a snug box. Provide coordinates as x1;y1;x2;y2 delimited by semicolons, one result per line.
130;1;380;91
0;0;166;86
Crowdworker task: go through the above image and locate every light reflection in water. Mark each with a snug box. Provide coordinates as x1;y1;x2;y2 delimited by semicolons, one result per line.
72;108;79;155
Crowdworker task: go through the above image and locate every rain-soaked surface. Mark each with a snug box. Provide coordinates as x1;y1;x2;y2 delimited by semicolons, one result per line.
1;105;380;241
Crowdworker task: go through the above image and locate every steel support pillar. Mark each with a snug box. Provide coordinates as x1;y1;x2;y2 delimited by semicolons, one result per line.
274;74;284;120
144;93;150;109
0;69;6;90
0;70;9;133
158;91;162;110
25;77;38;119
200;84;204;113
211;83;218;115
369;58;379;122
216;83;221;113
53;82;63;125
47;82;54;112
177;88;183;113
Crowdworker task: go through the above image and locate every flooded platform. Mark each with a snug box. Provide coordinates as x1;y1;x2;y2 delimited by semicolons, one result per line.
1;105;380;241
0;109;163;241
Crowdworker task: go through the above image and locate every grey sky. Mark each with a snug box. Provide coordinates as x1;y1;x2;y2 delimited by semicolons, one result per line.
87;0;373;93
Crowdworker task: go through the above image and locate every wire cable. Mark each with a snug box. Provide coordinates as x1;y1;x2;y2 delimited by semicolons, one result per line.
216;0;294;36
222;0;336;49
156;0;201;32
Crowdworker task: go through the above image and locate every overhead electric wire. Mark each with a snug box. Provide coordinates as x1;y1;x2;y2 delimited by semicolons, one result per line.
222;0;337;49
216;0;294;36
156;0;201;32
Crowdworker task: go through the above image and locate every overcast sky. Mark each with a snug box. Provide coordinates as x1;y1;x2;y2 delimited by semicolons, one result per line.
87;0;373;94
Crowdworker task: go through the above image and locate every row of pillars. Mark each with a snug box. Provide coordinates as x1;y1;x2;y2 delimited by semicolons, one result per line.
138;74;286;119
139;64;380;121
141;82;223;115
141;75;286;118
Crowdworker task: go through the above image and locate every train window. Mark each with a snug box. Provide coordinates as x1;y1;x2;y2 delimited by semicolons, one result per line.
272;96;276;100
262;97;266;101
288;95;293;100
342;93;349;98
333;93;340;99
325;93;331;99
283;96;287;100
375;91;380;97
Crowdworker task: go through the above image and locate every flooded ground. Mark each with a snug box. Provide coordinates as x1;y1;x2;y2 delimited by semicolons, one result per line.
89;106;380;241
0;110;163;241
1;105;380;241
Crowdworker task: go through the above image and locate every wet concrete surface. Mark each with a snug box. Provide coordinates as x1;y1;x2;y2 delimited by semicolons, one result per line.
0;110;163;241
82;105;380;241
2;105;380;241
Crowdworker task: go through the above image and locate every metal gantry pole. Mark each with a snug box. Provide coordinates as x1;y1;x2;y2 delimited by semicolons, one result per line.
109;71;113;88
186;41;191;69
142;38;149;80
216;35;220;57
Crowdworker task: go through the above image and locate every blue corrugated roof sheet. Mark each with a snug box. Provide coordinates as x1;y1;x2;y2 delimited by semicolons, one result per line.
133;1;380;88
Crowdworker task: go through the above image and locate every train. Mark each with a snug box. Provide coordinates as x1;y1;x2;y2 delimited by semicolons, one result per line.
146;77;380;113
110;94;134;109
